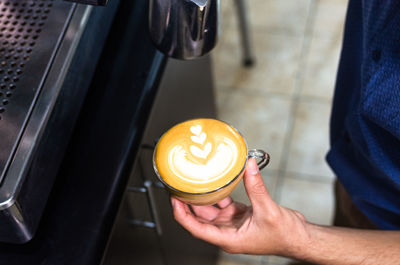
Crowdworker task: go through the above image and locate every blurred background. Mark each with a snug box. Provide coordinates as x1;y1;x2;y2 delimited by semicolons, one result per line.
0;0;349;264
213;0;347;264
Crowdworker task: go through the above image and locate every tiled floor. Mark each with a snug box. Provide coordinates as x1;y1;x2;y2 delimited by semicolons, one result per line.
212;0;347;264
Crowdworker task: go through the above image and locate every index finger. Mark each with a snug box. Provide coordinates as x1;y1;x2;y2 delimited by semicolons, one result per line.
191;204;220;221
217;196;233;209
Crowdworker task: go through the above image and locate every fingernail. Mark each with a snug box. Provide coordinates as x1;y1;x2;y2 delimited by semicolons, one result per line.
248;158;259;175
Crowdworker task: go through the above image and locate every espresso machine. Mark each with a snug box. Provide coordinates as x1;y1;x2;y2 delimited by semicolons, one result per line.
0;0;223;245
0;1;253;264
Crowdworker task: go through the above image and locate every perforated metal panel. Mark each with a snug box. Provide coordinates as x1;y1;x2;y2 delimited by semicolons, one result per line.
0;0;94;243
0;0;73;184
0;0;53;120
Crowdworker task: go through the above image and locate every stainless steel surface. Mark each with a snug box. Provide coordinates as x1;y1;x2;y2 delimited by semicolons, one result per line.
0;0;59;184
0;3;93;212
0;2;92;211
149;0;220;60
0;0;93;243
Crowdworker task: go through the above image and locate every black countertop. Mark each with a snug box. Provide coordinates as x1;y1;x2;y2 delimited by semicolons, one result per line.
0;0;167;264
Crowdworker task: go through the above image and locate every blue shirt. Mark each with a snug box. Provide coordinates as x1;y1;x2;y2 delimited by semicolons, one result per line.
327;0;400;229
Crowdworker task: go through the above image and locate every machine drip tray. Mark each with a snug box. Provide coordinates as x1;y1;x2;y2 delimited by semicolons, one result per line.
0;0;92;243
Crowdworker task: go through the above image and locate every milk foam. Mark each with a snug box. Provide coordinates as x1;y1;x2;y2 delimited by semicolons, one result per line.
169;140;238;183
155;119;247;193
166;125;239;184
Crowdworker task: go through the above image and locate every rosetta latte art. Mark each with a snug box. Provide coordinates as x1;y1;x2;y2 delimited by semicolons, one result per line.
155;119;247;194
168;125;238;183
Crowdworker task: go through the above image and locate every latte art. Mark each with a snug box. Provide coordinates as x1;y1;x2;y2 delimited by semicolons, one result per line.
154;119;247;193
169;127;238;183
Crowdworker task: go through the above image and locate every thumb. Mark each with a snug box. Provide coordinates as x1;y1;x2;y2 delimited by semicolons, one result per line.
243;158;275;212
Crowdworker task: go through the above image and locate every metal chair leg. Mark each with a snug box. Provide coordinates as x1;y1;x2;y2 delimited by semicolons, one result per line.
233;0;255;67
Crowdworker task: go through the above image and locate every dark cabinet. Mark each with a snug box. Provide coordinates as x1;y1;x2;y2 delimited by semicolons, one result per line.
101;160;165;265
102;56;219;265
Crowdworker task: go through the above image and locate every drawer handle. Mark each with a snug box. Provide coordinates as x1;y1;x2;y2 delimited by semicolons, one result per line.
127;181;163;235
127;219;156;229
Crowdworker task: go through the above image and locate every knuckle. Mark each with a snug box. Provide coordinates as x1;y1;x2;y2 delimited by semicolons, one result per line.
293;210;306;222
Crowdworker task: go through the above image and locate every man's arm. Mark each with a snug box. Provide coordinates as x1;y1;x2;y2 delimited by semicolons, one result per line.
171;159;400;265
300;224;400;265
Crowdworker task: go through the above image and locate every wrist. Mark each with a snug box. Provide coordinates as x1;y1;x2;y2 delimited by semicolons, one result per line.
278;217;314;261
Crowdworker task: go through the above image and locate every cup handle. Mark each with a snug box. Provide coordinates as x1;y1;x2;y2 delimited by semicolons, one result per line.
247;149;270;170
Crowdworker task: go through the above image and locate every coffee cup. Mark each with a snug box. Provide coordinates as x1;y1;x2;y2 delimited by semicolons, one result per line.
153;118;269;205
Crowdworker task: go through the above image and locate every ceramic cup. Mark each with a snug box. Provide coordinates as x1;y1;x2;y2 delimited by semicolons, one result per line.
153;118;269;205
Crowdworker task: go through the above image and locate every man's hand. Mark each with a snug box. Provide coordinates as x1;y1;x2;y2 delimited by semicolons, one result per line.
171;159;400;265
171;158;310;256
